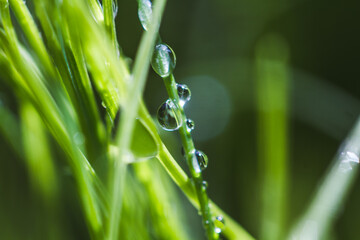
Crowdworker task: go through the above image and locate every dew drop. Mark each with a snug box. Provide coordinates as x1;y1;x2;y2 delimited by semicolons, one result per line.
215;227;222;234
157;99;182;131
176;84;191;107
214;215;225;236
138;0;152;31
151;43;176;78
186;118;195;132
101;101;107;109
195;150;208;170
215;215;225;230
202;181;208;190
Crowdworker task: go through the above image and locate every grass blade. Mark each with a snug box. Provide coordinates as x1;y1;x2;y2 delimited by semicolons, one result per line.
255;34;290;240
287;118;360;240
108;0;168;238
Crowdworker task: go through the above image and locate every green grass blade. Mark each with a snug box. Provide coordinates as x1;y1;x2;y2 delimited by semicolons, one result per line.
20;100;58;202
134;160;190;240
157;144;255;240
8;0;57;80
287;118;360;240
255;34;290;240
108;0;168;238
0;3;104;235
0;96;22;156
103;0;119;55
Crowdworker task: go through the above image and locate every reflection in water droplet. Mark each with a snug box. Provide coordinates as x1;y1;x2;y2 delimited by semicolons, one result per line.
138;0;152;31
339;151;359;172
151;43;176;78
157;99;182;131
214;227;222;234
186;118;195;132
195;150;208;170
176;84;191;107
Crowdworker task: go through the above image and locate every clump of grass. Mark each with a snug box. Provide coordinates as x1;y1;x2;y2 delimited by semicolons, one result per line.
0;0;253;239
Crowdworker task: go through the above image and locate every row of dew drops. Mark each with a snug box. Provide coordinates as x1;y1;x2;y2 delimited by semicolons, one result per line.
138;0;225;236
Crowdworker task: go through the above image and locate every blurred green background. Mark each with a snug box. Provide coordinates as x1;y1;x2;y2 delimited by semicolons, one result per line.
1;0;360;239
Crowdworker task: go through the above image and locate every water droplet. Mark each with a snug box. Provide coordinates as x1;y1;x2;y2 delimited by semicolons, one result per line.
138;0;152;31
339;151;359;172
151;43;176;78
195;150;208;170
186;118;195;132
176;84;191;107
113;0;118;18
215;215;225;230
157;99;182;131
101;101;107;109
191;151;202;176
202;181;208;190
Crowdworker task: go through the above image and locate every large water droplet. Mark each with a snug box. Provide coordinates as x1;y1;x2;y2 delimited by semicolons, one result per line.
176;84;191;107
195;150;208;170
157;99;182;131
113;0;118;18
151;43;176;78
186;119;195;132
138;0;152;31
